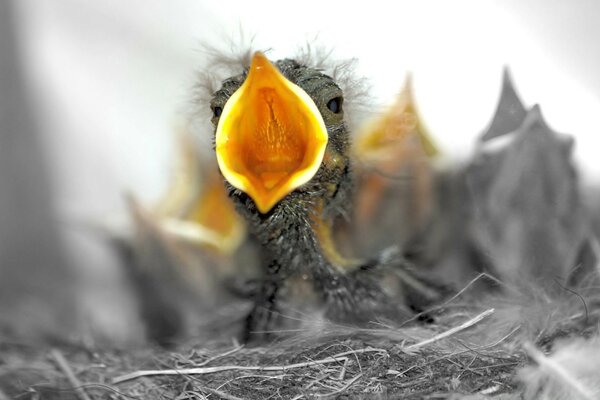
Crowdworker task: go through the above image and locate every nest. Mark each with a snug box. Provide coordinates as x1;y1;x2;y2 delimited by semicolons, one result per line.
4;277;599;400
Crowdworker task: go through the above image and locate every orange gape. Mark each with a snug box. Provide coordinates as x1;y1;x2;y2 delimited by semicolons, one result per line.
187;173;242;248
215;52;328;214
353;75;438;226
243;87;306;190
151;131;246;255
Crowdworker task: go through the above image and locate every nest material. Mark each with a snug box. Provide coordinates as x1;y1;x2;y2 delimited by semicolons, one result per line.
3;283;599;400
1;317;518;399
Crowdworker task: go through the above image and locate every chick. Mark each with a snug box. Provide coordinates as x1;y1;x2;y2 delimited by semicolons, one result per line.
153;131;246;256
115;131;259;345
350;75;439;258
210;52;440;341
466;70;593;289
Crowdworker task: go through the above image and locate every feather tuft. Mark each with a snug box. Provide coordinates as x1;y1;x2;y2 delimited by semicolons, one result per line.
518;337;600;400
468;275;600;351
188;35;372;141
294;41;373;134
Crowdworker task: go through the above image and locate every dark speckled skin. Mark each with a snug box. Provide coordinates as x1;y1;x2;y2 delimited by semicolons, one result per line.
210;59;411;341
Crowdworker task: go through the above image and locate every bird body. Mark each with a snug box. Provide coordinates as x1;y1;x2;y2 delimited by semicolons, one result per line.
350;75;439;258
466;71;591;288
210;53;416;340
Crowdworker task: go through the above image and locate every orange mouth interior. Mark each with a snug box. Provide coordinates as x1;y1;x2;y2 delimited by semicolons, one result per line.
215;52;328;213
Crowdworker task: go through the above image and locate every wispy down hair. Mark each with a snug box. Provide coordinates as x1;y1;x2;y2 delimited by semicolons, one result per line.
188;33;372;139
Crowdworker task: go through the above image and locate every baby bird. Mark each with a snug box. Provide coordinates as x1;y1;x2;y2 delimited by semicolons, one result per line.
210;52;440;341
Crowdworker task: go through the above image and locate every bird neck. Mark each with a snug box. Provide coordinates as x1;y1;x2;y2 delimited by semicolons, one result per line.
310;200;362;272
235;191;358;280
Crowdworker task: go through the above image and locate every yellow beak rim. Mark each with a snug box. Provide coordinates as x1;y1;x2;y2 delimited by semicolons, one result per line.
215;52;328;214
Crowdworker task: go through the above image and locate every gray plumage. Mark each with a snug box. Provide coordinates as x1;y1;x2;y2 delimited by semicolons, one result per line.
467;103;591;287
480;68;527;142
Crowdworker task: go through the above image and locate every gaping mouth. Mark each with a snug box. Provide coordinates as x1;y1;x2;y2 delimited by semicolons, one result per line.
215;52;328;214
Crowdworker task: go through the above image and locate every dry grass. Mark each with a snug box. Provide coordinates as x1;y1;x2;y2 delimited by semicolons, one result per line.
2;267;599;400
1;333;518;399
4;284;598;400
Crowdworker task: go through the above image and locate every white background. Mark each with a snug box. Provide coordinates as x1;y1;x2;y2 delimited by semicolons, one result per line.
13;0;600;219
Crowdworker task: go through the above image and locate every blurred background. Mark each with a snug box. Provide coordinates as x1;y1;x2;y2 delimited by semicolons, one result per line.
1;0;599;344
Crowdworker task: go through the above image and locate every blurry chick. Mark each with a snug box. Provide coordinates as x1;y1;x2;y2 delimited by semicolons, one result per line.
153;131;246;256
350;75;439;258
210;52;442;341
120;131;260;345
466;70;593;289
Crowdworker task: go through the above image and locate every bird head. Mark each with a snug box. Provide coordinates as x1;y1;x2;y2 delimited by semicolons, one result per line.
210;52;350;215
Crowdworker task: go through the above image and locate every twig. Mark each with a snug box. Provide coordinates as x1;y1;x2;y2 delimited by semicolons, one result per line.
399;273;507;327
199;386;245;400
217;373;286;388
50;349;92;400
454;354;479;379
338;358;349;380
395;376;429;389
113;356;348;384
214;373;286;397
478;384;501;395
317;373;363;398
304;373;332;390
329;347;388;359
313;342;375;375
113;347;385;384
403;308;495;351
523;342;596;400
311;379;344;392
471;362;519;371
196;345;244;367
459;325;520;352
175;390;208;400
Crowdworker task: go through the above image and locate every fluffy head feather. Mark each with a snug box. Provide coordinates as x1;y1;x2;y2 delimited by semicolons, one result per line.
190;38;372;143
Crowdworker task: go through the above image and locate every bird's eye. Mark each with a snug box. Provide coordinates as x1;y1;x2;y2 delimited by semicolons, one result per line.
213;106;223;118
326;96;343;114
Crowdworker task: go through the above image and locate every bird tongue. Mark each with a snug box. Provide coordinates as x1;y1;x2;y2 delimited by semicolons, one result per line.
259;172;288;190
245;86;305;189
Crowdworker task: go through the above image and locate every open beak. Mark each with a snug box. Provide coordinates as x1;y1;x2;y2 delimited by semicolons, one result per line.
215;52;328;213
